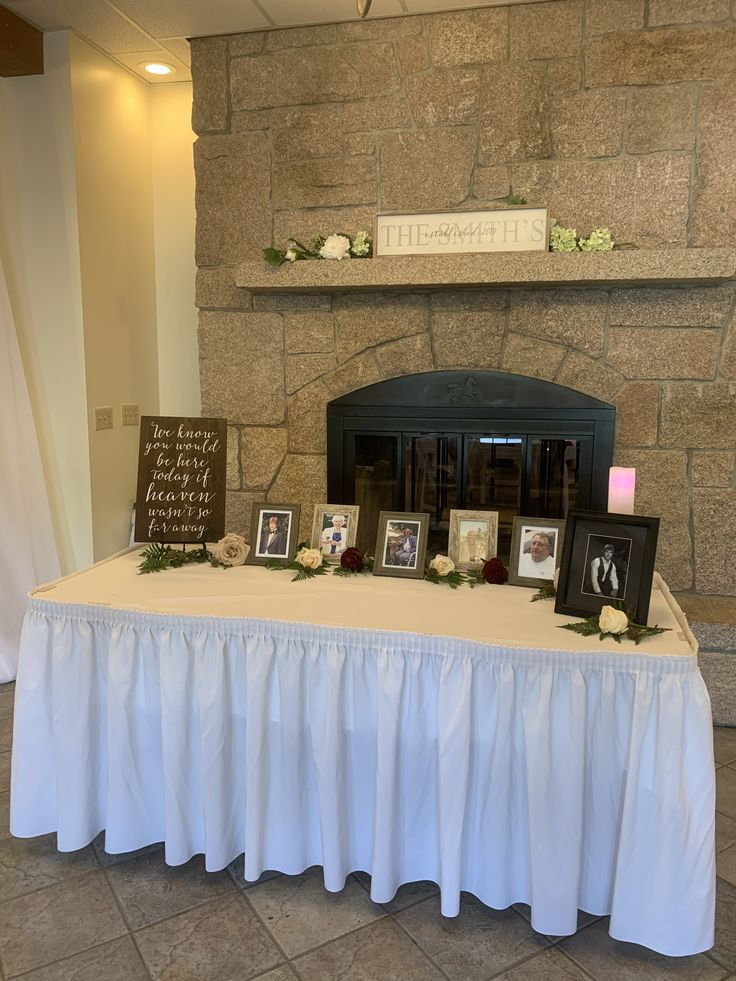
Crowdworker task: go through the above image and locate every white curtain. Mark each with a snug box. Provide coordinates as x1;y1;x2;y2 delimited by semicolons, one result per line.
0;254;60;681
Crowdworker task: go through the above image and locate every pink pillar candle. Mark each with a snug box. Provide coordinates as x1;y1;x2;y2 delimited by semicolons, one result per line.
608;467;636;514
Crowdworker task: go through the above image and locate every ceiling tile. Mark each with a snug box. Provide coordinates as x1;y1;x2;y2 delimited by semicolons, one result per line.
6;0;155;51
158;37;191;66
264;0;405;27
113;48;191;83
111;0;271;39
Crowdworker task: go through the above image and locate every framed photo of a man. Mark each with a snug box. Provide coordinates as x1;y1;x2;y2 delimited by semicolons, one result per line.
508;517;565;588
311;504;360;563
248;503;300;565
448;509;499;572
554;510;660;624
373;512;429;579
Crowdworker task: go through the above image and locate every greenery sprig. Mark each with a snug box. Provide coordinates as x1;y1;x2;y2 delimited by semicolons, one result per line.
559;605;670;645
265;543;331;581
424;567;473;589
137;543;211;574
531;581;557;602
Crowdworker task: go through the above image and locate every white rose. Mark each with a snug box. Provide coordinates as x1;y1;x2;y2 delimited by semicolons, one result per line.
599;606;629;634
319;234;351;260
285;248;297;262
430;554;455;577
297;547;323;569
212;533;249;567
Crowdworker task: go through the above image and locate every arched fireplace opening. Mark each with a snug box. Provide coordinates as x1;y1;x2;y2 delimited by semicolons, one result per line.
327;370;615;558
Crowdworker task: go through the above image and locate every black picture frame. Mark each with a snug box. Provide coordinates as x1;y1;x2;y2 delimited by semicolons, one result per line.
248;503;301;565
554;510;660;624
373;512;429;579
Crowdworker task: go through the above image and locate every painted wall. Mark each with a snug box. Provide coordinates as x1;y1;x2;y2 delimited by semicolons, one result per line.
0;32;92;572
69;34;160;561
0;33;200;571
151;83;200;417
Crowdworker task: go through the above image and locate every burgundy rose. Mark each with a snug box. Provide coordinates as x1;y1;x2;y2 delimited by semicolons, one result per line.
341;547;364;573
482;558;508;585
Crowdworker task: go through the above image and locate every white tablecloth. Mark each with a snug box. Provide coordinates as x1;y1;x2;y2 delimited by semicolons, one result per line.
11;549;715;956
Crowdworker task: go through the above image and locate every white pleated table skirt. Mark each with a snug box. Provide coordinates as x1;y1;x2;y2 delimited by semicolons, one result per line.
10;554;715;957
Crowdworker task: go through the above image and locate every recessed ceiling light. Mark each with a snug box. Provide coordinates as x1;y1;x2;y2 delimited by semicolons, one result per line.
141;62;175;76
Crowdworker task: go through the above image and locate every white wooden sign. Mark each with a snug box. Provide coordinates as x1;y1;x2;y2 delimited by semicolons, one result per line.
375;207;549;256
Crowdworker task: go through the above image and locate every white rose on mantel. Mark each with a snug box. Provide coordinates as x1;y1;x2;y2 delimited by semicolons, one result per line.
430;554;455;577
599;605;629;634
297;547;323;569
319;234;351;260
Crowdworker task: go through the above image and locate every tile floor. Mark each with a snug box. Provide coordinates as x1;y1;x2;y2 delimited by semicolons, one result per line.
1;681;735;981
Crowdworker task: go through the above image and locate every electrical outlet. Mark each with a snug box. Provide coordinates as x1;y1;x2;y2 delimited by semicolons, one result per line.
94;406;113;431
121;403;139;427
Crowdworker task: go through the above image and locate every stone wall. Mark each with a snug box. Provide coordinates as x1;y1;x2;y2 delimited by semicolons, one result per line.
191;0;736;594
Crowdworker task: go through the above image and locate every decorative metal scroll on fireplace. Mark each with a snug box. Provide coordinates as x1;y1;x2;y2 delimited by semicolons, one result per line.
327;370;615;558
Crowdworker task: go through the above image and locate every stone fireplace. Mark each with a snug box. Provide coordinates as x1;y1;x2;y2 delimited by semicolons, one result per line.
191;0;736;595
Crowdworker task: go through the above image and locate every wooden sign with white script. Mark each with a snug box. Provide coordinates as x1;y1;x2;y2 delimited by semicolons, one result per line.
134;415;227;544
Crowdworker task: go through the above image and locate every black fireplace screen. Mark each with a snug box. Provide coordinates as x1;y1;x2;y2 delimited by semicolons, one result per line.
327;371;614;558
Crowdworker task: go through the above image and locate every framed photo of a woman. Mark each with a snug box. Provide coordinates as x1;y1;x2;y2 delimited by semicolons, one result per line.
248;503;300;565
311;504;359;564
508;517;565;588
448;510;499;572
373;512;429;579
554;510;660;624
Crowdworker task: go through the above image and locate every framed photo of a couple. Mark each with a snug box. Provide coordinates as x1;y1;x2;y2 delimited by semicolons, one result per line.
447;510;499;572
554;510;660;624
248;503;300;565
373;512;429;579
310;504;360;563
508;517;565;588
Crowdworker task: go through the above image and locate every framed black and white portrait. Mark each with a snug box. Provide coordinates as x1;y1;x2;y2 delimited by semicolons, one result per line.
554;510;660;624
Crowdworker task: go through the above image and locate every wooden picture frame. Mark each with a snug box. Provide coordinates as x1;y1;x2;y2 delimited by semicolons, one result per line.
373;512;429;579
554;510;660;624
311;504;360;564
508;517;566;588
447;509;499;572
248;503;300;565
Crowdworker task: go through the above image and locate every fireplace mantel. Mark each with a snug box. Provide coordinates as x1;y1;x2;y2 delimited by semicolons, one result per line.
236;247;736;295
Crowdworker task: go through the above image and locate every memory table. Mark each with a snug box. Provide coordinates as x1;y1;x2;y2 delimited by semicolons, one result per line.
10;548;715;956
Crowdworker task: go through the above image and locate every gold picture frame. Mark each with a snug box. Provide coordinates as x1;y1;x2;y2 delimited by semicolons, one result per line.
310;504;360;564
447;509;499;572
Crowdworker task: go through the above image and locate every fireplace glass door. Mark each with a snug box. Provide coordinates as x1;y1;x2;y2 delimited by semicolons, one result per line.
329;371;614;559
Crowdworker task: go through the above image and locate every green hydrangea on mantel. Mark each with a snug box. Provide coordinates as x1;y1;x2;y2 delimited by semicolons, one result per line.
550;224;616;253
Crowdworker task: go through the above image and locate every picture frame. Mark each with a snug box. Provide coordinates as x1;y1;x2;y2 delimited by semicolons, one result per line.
373;512;429;579
248;503;301;565
554;510;660;624
448;509;499;572
311;504;360;564
508;517;566;588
